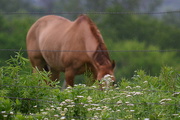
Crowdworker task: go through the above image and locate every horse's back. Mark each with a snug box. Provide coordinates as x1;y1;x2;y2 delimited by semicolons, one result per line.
26;15;71;45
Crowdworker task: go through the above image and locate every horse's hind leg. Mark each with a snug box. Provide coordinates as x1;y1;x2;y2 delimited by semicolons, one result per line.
50;69;60;82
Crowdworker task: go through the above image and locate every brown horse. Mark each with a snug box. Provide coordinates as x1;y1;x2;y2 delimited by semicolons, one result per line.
26;15;115;87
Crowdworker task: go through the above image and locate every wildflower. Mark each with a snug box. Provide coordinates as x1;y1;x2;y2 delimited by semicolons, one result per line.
126;86;132;89
117;100;122;105
125;102;134;106
1;111;6;114
60;116;66;120
33;105;37;108
60;101;66;106
77;96;84;98
135;86;141;89
144;118;150;120
92;115;99;120
60;111;66;116
67;105;75;108
54;114;59;117
3;115;8;117
44;118;49;120
50;105;54;108
10;111;14;115
143;81;148;84
172;92;180;97
116;110;121;112
42;112;48;115
102;106;108;110
160;98;172;103
45;108;50;111
96;107;102;111
126;95;132;97
101;74;114;88
64;108;68;112
133;92;143;95
67;86;72;89
65;99;73;103
87;108;92;111
91;85;97;88
57;107;62;110
91;104;99;106
130;110;135;112
127;104;134;106
160;102;165;105
172;114;179;116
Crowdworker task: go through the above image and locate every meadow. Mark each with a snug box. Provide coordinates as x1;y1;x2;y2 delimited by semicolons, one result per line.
0;52;179;120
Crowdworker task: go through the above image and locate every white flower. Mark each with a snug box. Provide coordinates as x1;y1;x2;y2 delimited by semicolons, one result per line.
3;115;8;117
127;104;134;106
143;81;148;83
50;105;54;108
33;105;37;108
101;74;114;87
133;92;143;95
87;108;92;111
77;96;84;98
172;114;179;116
126;95;132;97
1;111;6;114
160;98;172;103
130;110;135;112
144;118;150;120
91;86;97;88
96;107;102;111
91;104;99;106
65;99;73;103
117;100;123;105
57;107;62;110
60;116;66;120
60;101;66;106
126;86;132;89
135;86;141;89
42;112;48;115
54;114;59;117
102;106;108;110
67;105;75;108
87;96;92;100
116;110;121;112
172;92;180;96
10;111;14;115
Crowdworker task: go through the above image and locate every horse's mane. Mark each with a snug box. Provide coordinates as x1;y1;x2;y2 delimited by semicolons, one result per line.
77;15;111;65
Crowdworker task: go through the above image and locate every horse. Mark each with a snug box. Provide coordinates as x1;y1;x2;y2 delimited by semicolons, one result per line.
26;14;115;88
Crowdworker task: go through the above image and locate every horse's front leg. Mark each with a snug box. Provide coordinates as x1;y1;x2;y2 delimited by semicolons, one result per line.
65;69;75;87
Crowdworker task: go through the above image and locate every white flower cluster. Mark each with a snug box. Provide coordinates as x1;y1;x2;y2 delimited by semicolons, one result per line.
101;74;114;88
159;98;172;104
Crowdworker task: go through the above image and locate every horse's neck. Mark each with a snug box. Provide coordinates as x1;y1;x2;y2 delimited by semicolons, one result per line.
93;44;111;65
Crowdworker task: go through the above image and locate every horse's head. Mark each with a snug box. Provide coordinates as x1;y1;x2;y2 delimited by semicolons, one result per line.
96;60;116;87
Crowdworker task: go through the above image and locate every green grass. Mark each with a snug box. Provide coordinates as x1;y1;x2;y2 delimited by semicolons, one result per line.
0;52;180;120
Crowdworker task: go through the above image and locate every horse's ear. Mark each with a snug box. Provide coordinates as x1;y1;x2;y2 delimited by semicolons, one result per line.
112;60;115;69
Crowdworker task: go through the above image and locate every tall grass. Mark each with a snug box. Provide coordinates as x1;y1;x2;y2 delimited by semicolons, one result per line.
0;52;179;119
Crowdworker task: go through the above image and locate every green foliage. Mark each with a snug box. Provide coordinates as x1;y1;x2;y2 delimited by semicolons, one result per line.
0;52;60;115
98;6;180;50
107;40;179;79
0;14;35;65
0;53;180;119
